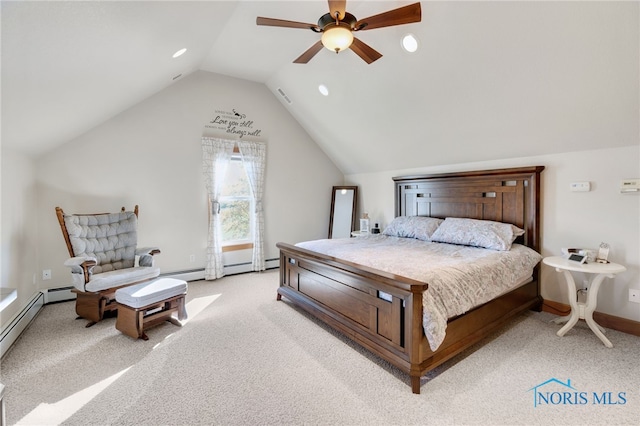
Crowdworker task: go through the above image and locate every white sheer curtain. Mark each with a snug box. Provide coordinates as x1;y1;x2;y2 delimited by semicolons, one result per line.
201;137;236;280
238;140;267;271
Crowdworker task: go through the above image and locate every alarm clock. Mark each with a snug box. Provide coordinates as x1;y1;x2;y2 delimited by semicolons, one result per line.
568;253;588;264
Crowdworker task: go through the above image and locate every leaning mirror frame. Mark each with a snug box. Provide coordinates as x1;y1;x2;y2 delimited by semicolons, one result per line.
328;186;358;239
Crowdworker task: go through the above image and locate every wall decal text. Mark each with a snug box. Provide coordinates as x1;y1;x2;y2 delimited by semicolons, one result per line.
205;109;262;138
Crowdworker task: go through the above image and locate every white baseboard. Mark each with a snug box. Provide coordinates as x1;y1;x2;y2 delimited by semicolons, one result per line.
223;258;280;276
163;258;279;280
42;286;76;304
1;292;44;358
161;269;205;282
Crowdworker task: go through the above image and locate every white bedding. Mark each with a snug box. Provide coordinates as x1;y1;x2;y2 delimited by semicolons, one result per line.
296;235;542;351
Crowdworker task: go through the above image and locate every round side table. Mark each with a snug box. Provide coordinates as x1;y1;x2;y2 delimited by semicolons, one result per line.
543;256;626;348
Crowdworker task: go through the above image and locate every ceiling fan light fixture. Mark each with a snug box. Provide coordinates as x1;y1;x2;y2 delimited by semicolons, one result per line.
256;2;421;63
321;25;353;53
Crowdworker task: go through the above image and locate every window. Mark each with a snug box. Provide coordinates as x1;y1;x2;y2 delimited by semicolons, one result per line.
218;151;253;251
202;137;266;279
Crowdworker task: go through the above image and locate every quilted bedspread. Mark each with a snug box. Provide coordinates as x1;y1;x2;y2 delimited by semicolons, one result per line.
296;235;542;351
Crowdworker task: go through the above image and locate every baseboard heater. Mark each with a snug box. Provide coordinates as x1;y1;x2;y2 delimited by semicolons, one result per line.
1;292;44;358
162;257;280;280
41;258;280;303
43;286;76;304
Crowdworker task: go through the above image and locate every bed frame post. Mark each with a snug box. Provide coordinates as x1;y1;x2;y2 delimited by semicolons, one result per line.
408;289;425;394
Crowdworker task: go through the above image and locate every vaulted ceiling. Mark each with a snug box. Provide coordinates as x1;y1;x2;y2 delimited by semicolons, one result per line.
2;1;638;174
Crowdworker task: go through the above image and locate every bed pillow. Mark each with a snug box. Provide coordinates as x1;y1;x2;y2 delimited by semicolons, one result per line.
430;217;525;251
382;216;444;241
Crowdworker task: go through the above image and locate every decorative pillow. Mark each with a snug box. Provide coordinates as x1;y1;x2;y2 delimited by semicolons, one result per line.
430;217;525;251
382;216;444;241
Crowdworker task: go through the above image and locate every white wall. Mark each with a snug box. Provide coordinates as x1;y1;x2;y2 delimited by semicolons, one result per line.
1;149;39;324
30;70;343;300
346;145;640;322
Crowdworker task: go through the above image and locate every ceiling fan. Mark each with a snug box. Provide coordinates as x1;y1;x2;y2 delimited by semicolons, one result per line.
256;1;422;64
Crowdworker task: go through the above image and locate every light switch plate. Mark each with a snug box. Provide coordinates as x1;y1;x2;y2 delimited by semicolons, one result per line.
570;182;591;192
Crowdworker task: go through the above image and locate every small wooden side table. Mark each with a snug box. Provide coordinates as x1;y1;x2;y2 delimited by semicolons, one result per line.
543;256;626;348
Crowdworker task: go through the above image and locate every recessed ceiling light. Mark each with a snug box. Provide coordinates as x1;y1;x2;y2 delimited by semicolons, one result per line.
172;48;187;58
318;84;329;96
401;34;419;53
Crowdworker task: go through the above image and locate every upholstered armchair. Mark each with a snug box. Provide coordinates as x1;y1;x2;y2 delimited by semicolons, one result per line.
55;206;160;326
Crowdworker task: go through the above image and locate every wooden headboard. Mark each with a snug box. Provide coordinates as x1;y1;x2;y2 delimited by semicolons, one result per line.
393;166;544;252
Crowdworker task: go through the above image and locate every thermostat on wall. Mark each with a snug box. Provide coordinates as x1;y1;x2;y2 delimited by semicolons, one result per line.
620;179;640;193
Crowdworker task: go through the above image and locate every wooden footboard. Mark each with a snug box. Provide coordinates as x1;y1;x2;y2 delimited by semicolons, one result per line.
277;242;427;374
277;242;541;394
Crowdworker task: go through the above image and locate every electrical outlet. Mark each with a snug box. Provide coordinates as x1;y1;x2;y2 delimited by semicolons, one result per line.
189;254;195;263
42;269;52;280
582;279;589;290
629;289;640;304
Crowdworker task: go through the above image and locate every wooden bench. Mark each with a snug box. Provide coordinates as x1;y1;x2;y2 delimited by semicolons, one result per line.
115;278;187;340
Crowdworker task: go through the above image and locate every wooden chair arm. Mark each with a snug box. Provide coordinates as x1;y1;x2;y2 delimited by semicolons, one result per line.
136;247;161;256
80;259;97;284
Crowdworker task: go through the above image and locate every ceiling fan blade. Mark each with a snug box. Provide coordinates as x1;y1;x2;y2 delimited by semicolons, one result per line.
328;0;347;20
349;37;383;64
256;17;319;30
355;2;421;31
293;41;325;64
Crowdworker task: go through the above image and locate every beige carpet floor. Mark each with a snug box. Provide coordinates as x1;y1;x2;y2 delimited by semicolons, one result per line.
1;269;639;425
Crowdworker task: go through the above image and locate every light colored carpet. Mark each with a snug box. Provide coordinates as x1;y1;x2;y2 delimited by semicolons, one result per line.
1;269;639;425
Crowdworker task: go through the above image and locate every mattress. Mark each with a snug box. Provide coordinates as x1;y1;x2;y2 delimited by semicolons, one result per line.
296;235;542;350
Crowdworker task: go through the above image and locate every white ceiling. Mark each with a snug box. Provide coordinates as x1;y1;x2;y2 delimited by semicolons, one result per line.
2;1;638;174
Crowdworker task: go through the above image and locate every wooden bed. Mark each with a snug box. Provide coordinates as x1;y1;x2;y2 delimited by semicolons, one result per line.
276;166;544;393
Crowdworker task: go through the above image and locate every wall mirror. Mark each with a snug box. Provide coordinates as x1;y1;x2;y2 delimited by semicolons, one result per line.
328;186;358;239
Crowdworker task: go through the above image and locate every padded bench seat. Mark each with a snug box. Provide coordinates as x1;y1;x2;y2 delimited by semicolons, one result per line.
115;278;187;340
